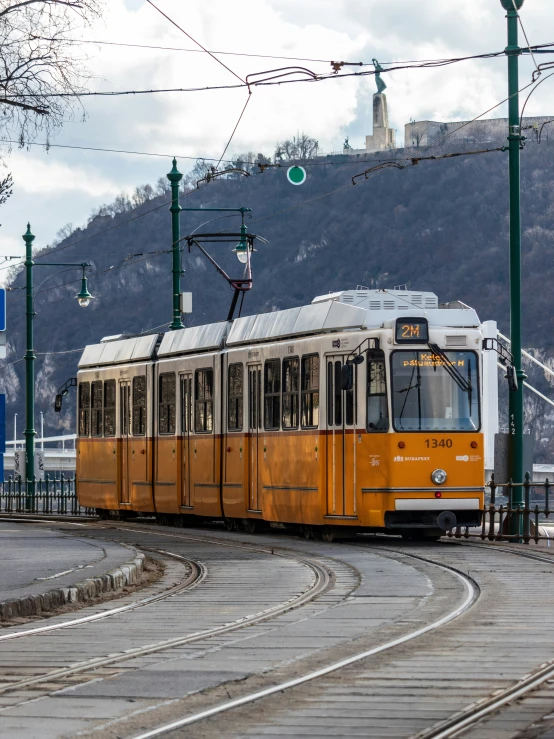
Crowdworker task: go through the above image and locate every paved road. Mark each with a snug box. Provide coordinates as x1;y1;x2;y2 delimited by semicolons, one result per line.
0;521;134;602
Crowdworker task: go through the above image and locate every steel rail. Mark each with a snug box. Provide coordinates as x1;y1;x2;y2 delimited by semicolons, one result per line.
0;549;203;643
128;550;478;739
6;519;554;738
404;538;554;739
412;659;554;739
449;537;554;566
0;533;332;696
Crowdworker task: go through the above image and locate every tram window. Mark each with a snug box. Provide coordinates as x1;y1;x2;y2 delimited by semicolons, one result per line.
264;359;281;430
333;361;342;426
159;373;176;434
345;365;356;426
104;380;116;437
195;369;214;433
78;382;90;437
249;368;262;430
391;351;480;432
181;376;192;433
367;356;389;432
302;355;320;428
228;363;243;432
132;376;146;436
282;358;299;429
91;381;103;437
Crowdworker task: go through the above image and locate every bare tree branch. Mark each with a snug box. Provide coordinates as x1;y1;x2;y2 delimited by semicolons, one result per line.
0;172;13;208
0;1;101;19
0;97;49;113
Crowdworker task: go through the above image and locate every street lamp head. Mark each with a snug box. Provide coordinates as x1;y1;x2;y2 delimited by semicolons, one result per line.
76;272;94;308
232;223;255;264
500;0;524;9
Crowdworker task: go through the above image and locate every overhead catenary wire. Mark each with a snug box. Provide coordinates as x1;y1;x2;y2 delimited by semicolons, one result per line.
1;139;509;283
520;71;554;127
27;34;554;66
6;47;554;100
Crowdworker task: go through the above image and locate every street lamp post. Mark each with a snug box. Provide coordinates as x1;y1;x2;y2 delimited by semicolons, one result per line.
22;224;93;506
500;0;527;533
166;159;252;329
167;159;184;331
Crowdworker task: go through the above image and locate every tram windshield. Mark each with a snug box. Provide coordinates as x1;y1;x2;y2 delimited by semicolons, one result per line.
391;351;480;432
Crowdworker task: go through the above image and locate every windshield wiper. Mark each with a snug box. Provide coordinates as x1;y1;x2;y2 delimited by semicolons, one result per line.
428;343;472;393
397;365;420;429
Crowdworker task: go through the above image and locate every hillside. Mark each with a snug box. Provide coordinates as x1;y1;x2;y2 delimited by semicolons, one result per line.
3;138;554;442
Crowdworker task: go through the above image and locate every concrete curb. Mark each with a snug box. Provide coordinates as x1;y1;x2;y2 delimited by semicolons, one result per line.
0;550;145;623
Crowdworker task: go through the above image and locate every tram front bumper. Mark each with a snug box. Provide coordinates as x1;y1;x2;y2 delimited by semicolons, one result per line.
385;496;483;530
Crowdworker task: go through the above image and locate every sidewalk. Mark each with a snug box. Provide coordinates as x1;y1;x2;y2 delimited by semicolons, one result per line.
0;521;144;621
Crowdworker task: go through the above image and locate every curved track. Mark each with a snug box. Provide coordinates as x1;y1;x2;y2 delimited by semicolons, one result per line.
0;522;334;700
129;551;477;739
2;519;554;739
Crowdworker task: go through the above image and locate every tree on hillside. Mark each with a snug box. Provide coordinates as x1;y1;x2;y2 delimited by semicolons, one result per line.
274;133;319;162
0;0;104;209
225;152;271;177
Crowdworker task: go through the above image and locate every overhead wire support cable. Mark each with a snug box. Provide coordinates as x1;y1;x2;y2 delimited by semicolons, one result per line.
511;0;540;75
215;90;253;170
145;0;246;84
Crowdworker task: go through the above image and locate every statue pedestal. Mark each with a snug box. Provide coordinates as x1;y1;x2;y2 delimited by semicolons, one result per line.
365;93;395;152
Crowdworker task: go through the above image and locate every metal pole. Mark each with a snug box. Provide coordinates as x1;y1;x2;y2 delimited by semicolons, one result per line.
13;413;16;448
501;0;526;535
23;224;36;507
167;159;184;330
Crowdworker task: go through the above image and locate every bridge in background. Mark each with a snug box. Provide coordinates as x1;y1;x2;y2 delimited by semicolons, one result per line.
5;435;76;474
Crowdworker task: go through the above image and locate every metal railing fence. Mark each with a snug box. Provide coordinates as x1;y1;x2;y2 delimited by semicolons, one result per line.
1;472;554;540
450;473;554;544
0;475;94;516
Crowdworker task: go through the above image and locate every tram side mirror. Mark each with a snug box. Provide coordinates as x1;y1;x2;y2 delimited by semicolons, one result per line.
341;364;354;391
54;394;63;412
506;365;518;393
352;355;365;365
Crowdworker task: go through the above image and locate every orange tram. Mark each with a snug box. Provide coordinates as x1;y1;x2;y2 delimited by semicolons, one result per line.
76;288;490;540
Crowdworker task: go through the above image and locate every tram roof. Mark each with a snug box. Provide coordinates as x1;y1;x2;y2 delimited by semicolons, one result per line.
78;289;481;368
78;333;159;368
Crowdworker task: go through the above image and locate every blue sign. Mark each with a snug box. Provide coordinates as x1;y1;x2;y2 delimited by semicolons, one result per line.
0;394;5;481
0;289;6;331
0;394;5;454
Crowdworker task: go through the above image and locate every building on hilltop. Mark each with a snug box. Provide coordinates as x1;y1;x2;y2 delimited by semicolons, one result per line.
405;116;554;148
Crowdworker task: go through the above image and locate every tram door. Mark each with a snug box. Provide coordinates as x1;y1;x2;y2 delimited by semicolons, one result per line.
326;356;357;517
119;381;131;504
180;374;193;507
248;365;262;511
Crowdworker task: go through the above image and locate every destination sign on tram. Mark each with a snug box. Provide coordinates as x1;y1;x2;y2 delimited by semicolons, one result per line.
395;317;429;344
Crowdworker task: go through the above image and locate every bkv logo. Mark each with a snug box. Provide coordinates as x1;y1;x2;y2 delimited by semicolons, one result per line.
332;339;341;349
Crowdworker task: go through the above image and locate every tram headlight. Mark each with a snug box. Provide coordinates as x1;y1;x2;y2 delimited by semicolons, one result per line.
431;468;447;485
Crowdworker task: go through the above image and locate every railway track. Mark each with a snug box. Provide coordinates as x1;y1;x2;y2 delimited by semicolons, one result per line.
0;525;333;695
1;519;554;739
113;527;554;739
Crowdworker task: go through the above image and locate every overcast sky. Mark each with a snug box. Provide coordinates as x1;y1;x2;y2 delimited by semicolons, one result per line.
0;0;551;259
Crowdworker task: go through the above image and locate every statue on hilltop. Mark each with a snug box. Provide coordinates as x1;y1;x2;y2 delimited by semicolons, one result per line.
372;59;387;94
